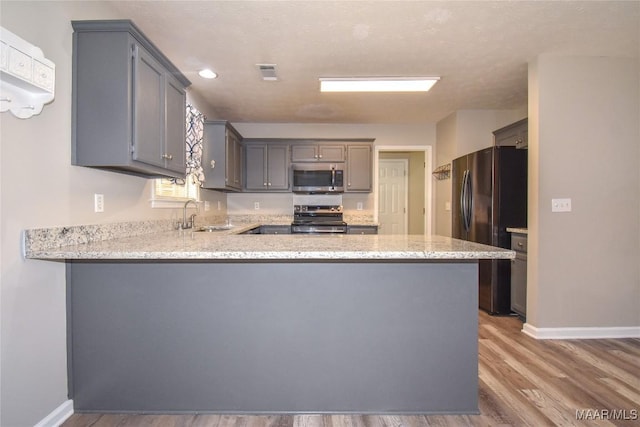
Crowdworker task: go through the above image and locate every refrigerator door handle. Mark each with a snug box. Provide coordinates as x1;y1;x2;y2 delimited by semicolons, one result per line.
465;170;473;232
460;170;467;231
461;170;471;233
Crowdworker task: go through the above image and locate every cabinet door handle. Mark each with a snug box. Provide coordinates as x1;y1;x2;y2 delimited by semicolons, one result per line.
162;154;173;160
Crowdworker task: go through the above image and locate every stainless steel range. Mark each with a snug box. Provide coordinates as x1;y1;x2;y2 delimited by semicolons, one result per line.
291;204;347;234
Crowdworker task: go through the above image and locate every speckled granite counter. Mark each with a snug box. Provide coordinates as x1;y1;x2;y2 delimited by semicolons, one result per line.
25;226;513;260
507;227;528;234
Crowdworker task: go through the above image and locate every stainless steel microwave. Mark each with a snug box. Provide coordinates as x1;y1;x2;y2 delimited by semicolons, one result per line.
292;163;345;193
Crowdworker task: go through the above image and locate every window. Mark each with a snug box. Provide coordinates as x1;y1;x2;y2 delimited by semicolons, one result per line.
151;103;205;207
151;175;200;208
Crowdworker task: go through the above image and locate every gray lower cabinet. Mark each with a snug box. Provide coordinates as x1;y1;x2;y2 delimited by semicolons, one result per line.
239;225;291;234
510;233;527;317
202;121;243;191
245;143;290;191
347;225;378;234
346;144;373;192
260;225;292;234
239;226;261;234
72;20;190;178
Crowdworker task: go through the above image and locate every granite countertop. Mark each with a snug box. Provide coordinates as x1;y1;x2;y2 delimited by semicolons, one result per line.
24;221;514;261
506;227;528;234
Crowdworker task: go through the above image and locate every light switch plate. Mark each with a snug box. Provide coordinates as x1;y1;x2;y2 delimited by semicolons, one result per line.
94;194;104;212
551;198;571;212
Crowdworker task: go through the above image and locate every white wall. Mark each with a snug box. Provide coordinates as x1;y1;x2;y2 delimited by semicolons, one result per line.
0;2;223;425
434;113;456;236
527;55;640;329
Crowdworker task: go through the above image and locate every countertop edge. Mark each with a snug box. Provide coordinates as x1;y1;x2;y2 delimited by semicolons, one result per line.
24;221;514;261
27;251;514;261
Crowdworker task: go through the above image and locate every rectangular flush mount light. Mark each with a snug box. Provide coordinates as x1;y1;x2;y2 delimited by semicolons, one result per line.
319;77;439;92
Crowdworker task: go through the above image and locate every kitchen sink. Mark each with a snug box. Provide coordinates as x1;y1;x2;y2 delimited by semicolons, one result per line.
195;225;233;232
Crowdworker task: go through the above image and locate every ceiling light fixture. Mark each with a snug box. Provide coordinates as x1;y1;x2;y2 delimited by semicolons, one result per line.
198;69;218;79
319;77;440;92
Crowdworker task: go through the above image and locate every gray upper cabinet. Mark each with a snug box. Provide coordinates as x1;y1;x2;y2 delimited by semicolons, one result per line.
494;118;528;149
71;20;190;178
245;143;289;192
164;76;190;174
346;144;373;192
291;144;345;162
202;121;243;191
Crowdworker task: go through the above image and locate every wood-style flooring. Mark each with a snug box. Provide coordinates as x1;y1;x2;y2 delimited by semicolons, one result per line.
62;311;640;427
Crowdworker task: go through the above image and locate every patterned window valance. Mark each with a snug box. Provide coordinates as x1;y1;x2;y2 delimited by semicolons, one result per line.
186;104;205;186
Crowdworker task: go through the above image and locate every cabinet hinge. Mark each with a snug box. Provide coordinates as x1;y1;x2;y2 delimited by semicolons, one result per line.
131;144;135;154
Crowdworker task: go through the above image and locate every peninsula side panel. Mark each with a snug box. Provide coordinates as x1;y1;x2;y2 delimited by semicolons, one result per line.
68;260;479;414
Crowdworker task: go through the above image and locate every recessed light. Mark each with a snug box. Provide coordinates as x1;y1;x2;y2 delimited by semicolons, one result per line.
198;69;218;79
319;77;439;92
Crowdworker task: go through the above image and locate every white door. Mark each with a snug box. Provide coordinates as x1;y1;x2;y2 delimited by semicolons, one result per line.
378;159;408;235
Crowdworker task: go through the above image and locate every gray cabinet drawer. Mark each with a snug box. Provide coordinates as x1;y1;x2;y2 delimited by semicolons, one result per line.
260;225;292;234
511;234;527;253
347;225;378;235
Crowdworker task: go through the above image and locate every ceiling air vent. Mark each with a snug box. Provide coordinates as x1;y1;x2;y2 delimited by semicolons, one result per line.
257;64;278;81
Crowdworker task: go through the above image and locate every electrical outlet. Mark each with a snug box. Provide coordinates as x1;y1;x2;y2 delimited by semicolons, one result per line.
356;202;363;211
217;201;222;211
254;202;260;210
204;201;210;211
94;194;104;213
551;198;572;212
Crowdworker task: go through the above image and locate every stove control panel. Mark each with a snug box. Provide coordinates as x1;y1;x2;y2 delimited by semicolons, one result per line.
294;205;343;214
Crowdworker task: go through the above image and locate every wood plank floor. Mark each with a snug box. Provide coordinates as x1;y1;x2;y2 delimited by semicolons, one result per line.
63;311;640;427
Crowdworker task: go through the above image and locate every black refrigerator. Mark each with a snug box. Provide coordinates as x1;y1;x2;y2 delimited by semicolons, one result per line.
452;146;527;314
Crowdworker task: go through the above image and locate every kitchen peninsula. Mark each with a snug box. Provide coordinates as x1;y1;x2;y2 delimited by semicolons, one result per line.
26;225;513;415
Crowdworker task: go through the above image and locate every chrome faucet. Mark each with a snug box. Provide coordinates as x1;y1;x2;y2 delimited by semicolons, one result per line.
181;199;198;229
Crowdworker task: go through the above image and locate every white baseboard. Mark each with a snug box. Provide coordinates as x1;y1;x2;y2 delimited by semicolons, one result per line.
523;323;640;339
34;400;73;427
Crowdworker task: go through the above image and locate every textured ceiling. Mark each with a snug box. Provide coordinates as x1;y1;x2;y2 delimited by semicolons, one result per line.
108;1;639;124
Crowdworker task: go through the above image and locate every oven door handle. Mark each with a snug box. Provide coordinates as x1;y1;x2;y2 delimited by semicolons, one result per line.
331;166;336;190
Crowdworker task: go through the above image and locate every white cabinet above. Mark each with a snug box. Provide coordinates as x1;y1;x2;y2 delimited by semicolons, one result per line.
0;26;55;119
